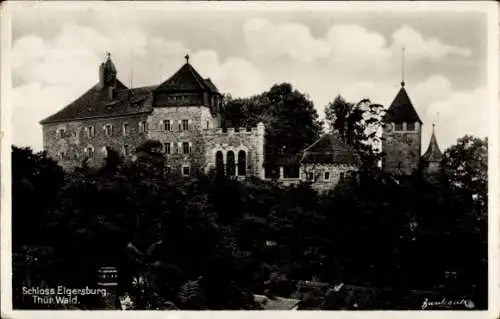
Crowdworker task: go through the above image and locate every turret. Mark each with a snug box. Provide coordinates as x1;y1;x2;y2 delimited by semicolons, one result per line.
422;124;443;175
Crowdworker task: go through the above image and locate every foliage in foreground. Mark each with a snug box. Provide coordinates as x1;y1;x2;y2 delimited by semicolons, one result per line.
11;135;487;309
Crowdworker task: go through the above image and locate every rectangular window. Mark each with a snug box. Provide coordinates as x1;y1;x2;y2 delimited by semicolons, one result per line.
58;129;66;138
123;144;129;156
86;126;95;138
324;172;330;181
123;123;129;136
60;152;65;160
395;123;403;131
307;172;314;181
182;166;190;176
283;165;300;179
164;143;171;154
105;124;113;136
206;121;210;129
406;122;415;131
86;147;94;158
164;120;172;131
182;142;190;154
139;121;147;133
182;119;189;131
340;172;345;181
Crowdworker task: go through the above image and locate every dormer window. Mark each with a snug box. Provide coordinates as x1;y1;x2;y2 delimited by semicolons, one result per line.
395;123;403;131
406;122;415;131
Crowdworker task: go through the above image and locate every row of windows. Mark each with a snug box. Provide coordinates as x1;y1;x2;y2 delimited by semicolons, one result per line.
264;166;346;182
394;122;416;132
162;119;192;131
215;150;247;176
164;142;192;155
57;122;148;139
60;141;195;160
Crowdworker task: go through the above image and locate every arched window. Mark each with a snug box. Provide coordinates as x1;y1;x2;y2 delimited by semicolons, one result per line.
215;151;224;175
226;151;236;176
238;150;246;176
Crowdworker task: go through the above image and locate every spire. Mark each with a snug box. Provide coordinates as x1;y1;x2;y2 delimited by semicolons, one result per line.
401;47;405;87
422;124;442;162
185;54;190;64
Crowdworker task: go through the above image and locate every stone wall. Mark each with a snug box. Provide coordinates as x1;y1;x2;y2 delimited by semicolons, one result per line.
146;106;215;174
42;113;149;171
203;123;265;178
301;163;357;193
382;122;421;175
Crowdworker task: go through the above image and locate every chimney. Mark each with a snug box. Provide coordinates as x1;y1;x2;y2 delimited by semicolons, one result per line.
99;63;105;89
97;266;119;309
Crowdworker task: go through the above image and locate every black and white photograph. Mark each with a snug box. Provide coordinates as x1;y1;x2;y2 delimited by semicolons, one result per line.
1;1;496;315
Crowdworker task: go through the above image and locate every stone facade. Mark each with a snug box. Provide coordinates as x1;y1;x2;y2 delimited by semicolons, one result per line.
42;113;149;171
40;55;265;179
382;121;422;175
301;163;357;192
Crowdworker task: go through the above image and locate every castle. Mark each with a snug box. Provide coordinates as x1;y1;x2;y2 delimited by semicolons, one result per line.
40;54;442;191
40;54;265;179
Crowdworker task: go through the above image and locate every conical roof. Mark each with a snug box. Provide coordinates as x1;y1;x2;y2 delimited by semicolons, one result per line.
384;82;422;123
422;125;443;162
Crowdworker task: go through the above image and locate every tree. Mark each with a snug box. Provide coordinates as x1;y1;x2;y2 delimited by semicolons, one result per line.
324;95;354;137
442;135;487;210
224;83;323;154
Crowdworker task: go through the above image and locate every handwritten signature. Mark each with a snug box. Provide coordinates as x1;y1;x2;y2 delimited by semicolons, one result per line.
421;298;475;310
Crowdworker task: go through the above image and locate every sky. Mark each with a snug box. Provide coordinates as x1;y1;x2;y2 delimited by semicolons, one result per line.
10;2;490;152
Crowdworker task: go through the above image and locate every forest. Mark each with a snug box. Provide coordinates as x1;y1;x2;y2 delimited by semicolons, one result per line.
12;84;488;310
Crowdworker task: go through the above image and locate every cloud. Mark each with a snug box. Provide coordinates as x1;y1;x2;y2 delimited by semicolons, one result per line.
192;50;267;97
242;18;472;72
243;18;331;63
391;26;472;60
11;24;267;150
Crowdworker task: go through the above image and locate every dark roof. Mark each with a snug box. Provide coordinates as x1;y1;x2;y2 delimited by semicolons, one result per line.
40;82;153;124
300;133;360;165
264;153;302;167
204;78;220;94
384;84;422;124
155;62;219;93
422;125;443;162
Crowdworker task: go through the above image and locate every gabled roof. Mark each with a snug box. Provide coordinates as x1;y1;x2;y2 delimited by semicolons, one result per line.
39;82;153;124
204;78;220;94
300;133;360;166
422;125;443;162
384;83;422;124
264;153;303;167
155;62;219;93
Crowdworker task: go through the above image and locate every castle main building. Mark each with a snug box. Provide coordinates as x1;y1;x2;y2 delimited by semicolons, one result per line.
40;54;265;178
40;53;442;189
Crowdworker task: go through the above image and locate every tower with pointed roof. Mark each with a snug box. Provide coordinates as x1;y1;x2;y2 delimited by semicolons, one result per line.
422;124;443;175
382;81;423;175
